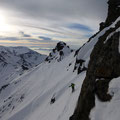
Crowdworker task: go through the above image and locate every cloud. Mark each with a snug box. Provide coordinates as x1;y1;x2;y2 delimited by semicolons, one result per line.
39;36;52;41
68;23;94;32
0;0;108;54
0;35;57;54
0;35;56;44
0;0;108;31
2;0;107;18
0;36;20;41
19;31;31;37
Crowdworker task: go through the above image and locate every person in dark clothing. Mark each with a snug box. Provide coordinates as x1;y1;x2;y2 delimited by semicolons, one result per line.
50;94;56;104
69;83;75;93
50;97;55;104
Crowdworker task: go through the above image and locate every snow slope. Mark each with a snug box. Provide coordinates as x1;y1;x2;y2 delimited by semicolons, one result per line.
0;27;105;119
45;41;73;62
0;46;46;89
75;17;120;69
1;18;118;120
0;51;86;120
1;17;120;120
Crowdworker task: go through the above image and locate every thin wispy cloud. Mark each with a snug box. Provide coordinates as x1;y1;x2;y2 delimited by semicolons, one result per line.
0;36;20;41
39;36;52;41
0;34;58;55
19;31;31;37
68;23;94;32
0;0;108;54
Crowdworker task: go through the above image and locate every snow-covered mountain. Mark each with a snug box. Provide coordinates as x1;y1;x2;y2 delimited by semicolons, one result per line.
45;41;73;62
0;0;120;120
0;46;47;89
0;43;82;120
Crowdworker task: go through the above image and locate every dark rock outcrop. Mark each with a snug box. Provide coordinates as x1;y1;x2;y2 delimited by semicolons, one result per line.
71;21;120;120
0;84;9;93
73;59;87;74
45;41;73;62
70;0;120;120
55;42;66;51
100;0;120;30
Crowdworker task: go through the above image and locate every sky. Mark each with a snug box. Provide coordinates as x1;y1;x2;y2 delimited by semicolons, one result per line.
0;0;108;55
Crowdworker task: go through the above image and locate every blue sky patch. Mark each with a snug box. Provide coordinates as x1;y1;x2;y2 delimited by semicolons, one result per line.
84;34;93;38
39;36;52;41
68;23;93;32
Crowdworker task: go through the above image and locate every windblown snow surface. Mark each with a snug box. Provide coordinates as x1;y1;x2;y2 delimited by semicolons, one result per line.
0;17;120;120
0;52;86;120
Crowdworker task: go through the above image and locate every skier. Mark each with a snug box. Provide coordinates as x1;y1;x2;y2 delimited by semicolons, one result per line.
50;94;56;104
50;97;55;104
69;83;75;93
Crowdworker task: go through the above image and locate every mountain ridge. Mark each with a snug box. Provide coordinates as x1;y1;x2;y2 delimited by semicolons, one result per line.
0;46;47;88
70;0;120;120
45;41;73;63
0;0;120;120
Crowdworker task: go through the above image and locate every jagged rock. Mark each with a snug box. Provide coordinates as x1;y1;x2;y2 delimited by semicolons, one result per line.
45;41;73;62
78;66;87;74
100;0;120;30
55;42;66;51
70;0;120;119
71;22;120;120
21;65;29;70
77;59;85;65
95;79;112;101
73;59;87;74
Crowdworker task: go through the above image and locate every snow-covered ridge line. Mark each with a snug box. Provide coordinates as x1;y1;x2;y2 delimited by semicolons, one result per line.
0;50;86;120
75;17;120;71
0;45;47;88
0;46;30;55
45;41;73;63
104;26;120;44
0;46;45;56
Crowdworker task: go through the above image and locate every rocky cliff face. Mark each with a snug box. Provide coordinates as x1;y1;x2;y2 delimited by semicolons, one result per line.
70;0;120;120
100;0;120;30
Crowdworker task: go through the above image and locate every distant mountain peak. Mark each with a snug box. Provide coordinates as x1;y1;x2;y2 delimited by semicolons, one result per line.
0;46;47;87
45;41;73;62
55;41;67;51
